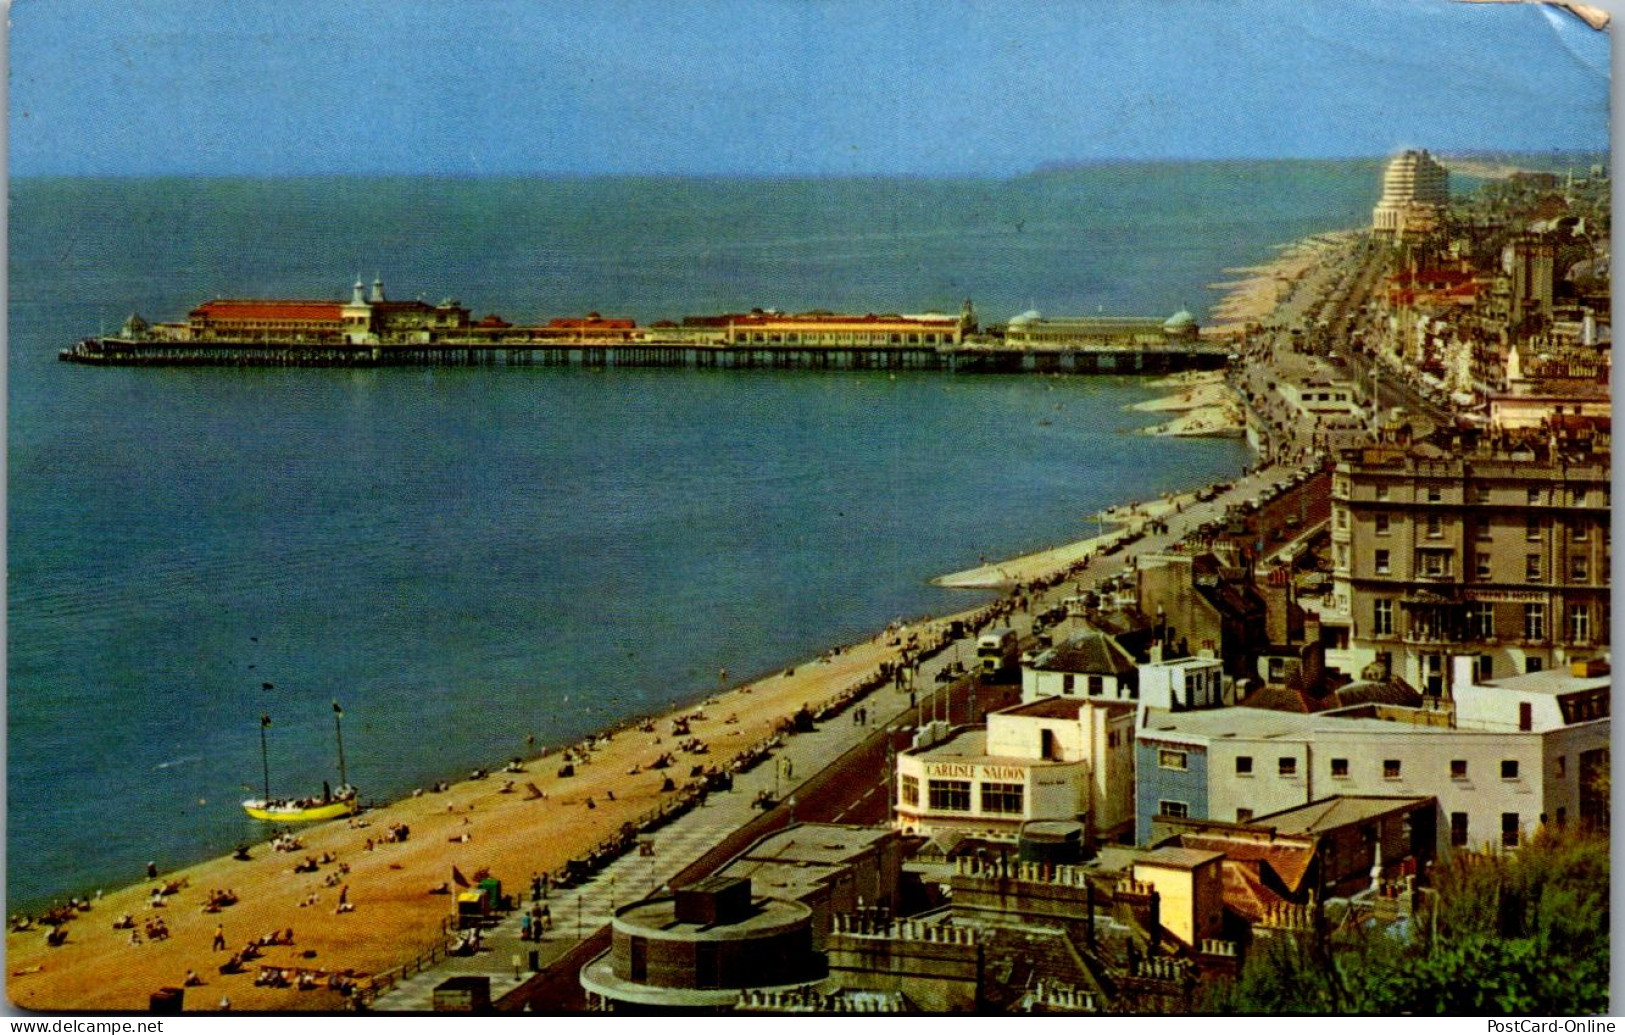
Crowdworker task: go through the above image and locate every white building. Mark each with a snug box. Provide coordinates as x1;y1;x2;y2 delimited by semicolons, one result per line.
1133;664;1608;850
1021;627;1139;704
1136;653;1229;715
1372;149;1450;237
895;697;1137;844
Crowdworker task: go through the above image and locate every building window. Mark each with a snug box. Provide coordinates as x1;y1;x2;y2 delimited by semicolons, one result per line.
1373;599;1394;636
1062;674;1075;694
1571;556;1589;582
1575;521;1589;542
1451;812;1469;847
1525;554;1541;582
1278;757;1297;777
1375;513;1391;536
1502;813;1520;848
1375;550;1391;575
1527;487;1541;506
1375;484;1390;501
1465;603;1495;639
1236;756;1253;776
1556;756;1567;778
1383;759;1402;780
980;782;1025;815
1159;749;1189;771
1502;759;1520;780
1526;657;1544;674
1476;654;1494;681
1236;808;1254;822
1574;487;1588;506
1476;521;1492;541
927;779;972;812
1527;516;1542;541
1420;551;1450;577
1556;807;1567;828
1331;758;1349;778
1336;509;1348;530
1476;485;1491;505
1476;552;1492;578
1524;603;1546;641
1450;759;1467;780
1426;514;1442;539
900;774;919;807
1088;675;1104;696
1427;484;1442;503
1157;800;1190;821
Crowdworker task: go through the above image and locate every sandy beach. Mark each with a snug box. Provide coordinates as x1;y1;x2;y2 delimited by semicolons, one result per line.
934;490;1202;589
1130;378;1247;438
5;620;952;1013
1203;230;1359;335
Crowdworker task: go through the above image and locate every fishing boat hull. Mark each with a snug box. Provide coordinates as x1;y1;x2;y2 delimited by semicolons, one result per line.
241;796;358;822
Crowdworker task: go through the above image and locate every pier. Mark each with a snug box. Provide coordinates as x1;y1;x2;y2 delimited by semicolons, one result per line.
60;337;1232;374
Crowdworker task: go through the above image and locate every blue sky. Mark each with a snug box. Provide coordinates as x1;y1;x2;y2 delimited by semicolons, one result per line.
8;0;1612;176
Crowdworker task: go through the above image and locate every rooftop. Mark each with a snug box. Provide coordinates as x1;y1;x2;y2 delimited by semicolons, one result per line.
998;697;1133;721
1135;846;1224;871
1478;668;1612;696
1028;628;1138;677
733;823;893;867
612;894;810;939
1250;796;1434;837
1137;706;1317;743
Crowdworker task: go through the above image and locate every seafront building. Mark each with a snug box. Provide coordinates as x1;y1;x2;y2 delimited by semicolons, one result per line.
1325;423;1610;693
1133;662;1609;850
894;697;1136;844
1371;149;1451;238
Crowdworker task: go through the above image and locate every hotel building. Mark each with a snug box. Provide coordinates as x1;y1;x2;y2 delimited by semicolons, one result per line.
1327;427;1610;693
1372;149;1451;238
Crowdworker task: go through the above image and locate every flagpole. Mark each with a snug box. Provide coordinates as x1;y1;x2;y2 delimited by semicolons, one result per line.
259;715;272;801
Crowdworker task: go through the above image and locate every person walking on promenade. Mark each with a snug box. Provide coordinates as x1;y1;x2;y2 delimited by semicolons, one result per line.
212;924;226;951
520;913;532;941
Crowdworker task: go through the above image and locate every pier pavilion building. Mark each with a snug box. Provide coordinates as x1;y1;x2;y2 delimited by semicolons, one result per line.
675;308;969;348
997;309;1199;348
187;277;475;345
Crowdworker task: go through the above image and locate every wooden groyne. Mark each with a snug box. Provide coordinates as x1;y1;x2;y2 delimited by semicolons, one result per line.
61;337;1231;374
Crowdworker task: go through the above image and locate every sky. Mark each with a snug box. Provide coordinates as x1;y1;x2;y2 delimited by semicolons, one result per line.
6;0;1614;177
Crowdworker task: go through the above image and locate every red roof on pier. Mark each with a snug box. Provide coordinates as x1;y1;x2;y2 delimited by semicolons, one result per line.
191;300;345;323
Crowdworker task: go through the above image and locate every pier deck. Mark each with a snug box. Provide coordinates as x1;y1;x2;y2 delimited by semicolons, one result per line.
61;337;1231;374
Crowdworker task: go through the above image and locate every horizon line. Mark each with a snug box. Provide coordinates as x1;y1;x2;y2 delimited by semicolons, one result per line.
8;149;1610;183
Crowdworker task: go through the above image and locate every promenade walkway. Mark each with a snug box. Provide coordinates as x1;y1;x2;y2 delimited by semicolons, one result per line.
370;667;956;1011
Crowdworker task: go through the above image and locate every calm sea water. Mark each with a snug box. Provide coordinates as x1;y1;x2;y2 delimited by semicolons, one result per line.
8;163;1378;908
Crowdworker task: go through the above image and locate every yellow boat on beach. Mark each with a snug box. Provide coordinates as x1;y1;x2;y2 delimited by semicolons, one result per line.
243;702;359;822
241;788;358;822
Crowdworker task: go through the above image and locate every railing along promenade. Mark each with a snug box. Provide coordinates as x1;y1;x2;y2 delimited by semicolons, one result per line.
61;335;1230;374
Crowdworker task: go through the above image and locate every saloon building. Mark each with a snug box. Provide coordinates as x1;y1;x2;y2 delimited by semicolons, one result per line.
895;697;1136;844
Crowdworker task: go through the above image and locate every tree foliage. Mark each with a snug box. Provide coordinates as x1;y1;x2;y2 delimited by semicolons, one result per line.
1203;831;1609;1015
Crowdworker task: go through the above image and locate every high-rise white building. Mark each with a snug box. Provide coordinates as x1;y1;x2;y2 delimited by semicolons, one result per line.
1372;149;1451;236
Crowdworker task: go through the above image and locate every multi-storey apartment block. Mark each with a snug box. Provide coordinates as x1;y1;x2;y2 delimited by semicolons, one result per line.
1328;427;1609;694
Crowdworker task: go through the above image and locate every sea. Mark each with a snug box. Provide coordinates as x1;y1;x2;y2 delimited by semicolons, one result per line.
8;161;1381;910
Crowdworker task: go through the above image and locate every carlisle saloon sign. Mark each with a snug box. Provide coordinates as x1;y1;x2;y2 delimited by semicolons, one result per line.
924;762;1028;781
